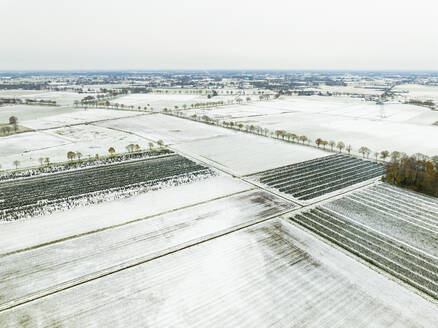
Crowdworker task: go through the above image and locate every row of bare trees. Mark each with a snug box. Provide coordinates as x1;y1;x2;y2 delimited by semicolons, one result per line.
173;113;406;164
65;141;166;162
161;108;438;196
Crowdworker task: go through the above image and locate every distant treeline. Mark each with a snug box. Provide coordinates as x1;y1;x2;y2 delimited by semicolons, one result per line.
0;98;56;106
0;83;47;90
406;99;435;108
385;153;438;197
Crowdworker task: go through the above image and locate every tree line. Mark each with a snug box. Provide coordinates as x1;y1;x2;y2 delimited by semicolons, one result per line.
384;152;438;197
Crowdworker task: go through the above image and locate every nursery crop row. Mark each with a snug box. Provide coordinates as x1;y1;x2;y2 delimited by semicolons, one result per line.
0;149;173;182
256;155;384;200
0;155;212;221
324;183;438;257
290;206;438;299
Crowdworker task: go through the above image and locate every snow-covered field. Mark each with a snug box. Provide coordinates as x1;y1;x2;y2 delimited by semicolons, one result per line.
97;113;234;144
0;104;74;124
23;108;144;130
0;91;84;106
1;219;435;327
324;182;438;257
0;190;293;312
0;131;69;158
319;84;384;95
0;175;251;254
0;124;148;169
96;114;328;176
187;96;437;123
184;96;438;156
1;90;438;325
114;93;234;110
227;97;438;156
174;133;328;175
394;84;438;102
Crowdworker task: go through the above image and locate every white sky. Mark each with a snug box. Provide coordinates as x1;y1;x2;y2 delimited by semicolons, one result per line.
1;0;438;70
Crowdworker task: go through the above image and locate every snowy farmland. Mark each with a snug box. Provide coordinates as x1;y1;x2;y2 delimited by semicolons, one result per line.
189;96;438;156
290;182;438;299
1;219;436;327
393;84;438;102
324;183;438;257
113;93;233;110
174;133;329;176
0;91;84;106
0;104;74;124
22;107;143;130
0;123;149;170
0;154;213;221
97;114;329;175
251;155;385;202
96;113;234;144
1;89;438;326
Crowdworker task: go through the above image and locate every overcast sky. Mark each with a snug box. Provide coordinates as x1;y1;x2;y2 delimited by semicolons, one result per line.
1;0;438;70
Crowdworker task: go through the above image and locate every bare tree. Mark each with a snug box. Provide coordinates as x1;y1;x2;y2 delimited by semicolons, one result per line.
13;160;20;169
67;151;76;161
157;140;164;147
148;142;154;150
337;141;345;153
431;155;438;169
126;144;135;153
9;116;18;131
76;152;83;160
380;150;390;161
329;140;336;151
359;146;371;158
346;145;352;155
38;157;44;166
315;138;323;148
